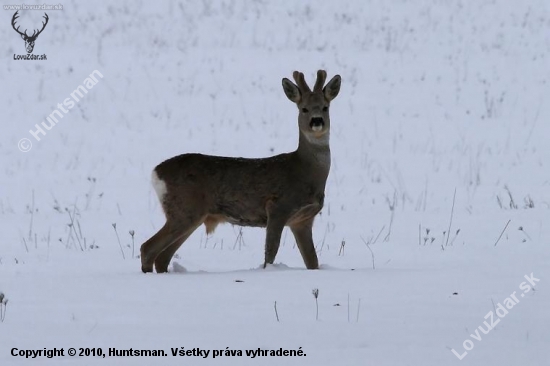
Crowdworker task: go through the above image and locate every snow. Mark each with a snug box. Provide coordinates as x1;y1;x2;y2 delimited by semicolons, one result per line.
1;0;550;365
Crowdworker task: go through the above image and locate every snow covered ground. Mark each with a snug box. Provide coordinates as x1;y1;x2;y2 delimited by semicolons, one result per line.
1;0;549;365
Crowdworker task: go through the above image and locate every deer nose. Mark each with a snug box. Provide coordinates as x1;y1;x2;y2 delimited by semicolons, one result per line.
309;117;325;131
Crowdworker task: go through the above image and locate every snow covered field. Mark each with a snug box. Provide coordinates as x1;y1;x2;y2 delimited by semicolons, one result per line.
1;0;549;365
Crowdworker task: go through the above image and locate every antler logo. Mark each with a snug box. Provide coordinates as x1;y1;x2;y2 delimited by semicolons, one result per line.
11;11;49;54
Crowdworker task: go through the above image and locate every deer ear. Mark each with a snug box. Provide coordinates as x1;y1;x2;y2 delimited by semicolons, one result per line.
20;34;26;40
282;78;301;103
323;75;341;101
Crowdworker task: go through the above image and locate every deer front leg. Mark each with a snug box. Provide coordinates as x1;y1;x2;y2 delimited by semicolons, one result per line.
263;218;286;268
263;200;288;267
290;217;319;269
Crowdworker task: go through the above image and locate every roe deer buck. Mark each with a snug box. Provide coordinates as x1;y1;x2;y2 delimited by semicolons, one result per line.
141;70;341;273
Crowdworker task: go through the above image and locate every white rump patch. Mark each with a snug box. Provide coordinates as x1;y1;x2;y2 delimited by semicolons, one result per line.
151;170;167;203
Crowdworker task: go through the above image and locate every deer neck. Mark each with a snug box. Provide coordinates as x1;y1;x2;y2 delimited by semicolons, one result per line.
297;131;331;174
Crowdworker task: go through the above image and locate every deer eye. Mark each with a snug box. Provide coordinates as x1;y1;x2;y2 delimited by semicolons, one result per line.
322;106;329;112
301;108;309;113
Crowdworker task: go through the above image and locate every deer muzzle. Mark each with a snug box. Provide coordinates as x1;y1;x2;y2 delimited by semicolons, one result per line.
309;117;325;132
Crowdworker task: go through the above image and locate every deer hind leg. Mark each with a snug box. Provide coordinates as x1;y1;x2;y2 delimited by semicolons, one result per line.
290;217;319;269
140;222;186;273
141;208;205;273
155;214;223;272
153;221;201;273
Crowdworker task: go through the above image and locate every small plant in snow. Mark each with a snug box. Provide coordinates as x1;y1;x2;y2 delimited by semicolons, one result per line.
129;230;135;258
111;223;125;259
524;196;534;209
360;235;376;269
448;229;461;246
0;292;8;322
518;226;532;242
504;186;518;209
312;288;319;321
423;228;435;245
338;239;346;256
273;301;280;322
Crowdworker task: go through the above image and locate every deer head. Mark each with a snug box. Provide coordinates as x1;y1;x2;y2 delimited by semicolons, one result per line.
12;11;49;54
282;70;341;145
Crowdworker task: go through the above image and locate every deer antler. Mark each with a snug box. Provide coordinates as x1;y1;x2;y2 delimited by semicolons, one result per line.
29;13;49;40
11;11;28;38
313;70;327;92
293;71;311;93
12;11;49;40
